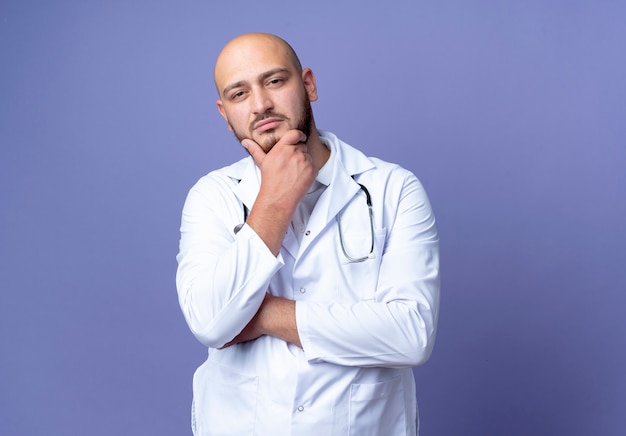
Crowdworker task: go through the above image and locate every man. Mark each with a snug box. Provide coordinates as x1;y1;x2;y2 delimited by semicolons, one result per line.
176;32;440;435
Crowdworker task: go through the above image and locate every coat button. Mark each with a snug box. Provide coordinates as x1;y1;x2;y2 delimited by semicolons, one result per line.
305;230;311;236
297;405;304;412
299;287;306;294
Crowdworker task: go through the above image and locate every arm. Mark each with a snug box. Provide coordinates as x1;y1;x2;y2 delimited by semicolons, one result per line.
242;130;315;255
221;293;301;348
215;131;313;348
176;185;283;349
176;130;314;348
297;172;440;367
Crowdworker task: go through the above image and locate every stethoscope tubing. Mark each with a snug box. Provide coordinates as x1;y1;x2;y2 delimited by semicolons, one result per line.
234;182;375;263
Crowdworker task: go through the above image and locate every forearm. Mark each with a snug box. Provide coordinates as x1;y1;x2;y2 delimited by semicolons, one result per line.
246;197;295;256
221;294;302;348
242;131;316;256
258;295;302;347
296;294;438;368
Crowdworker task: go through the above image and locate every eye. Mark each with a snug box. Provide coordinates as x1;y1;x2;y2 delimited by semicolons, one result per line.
230;90;246;101
267;77;284;87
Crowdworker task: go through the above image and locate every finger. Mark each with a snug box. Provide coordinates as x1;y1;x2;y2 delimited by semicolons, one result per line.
218;343;229;350
280;129;307;146
241;138;266;166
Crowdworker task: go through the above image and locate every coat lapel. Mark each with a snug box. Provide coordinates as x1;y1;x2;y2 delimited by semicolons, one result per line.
230;157;301;259
226;131;376;262
296;133;375;261
231;157;260;212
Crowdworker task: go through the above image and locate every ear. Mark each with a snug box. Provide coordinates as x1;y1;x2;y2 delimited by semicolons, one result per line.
216;99;233;131
302;68;318;102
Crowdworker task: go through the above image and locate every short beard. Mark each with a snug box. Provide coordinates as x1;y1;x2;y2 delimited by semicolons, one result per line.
231;93;314;153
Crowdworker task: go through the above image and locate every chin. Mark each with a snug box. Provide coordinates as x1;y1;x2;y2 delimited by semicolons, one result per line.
255;131;280;152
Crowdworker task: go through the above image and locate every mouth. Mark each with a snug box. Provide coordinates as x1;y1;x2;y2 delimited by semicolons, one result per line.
253;118;284;133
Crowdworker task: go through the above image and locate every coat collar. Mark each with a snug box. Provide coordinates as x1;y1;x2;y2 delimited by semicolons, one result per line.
224;130;374;198
228;157;260;213
222;130;376;259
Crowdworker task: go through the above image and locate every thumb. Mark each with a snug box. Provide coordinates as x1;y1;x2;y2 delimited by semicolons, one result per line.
241;138;266;165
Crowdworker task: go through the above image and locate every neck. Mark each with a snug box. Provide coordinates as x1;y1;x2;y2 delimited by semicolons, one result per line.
306;129;330;170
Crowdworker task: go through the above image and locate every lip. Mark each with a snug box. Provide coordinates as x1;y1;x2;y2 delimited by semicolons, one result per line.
254;118;284;132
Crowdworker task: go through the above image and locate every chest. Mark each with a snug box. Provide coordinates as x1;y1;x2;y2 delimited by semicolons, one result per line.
271;196;387;303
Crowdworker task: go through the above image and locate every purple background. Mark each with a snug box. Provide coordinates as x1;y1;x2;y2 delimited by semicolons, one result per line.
1;1;625;435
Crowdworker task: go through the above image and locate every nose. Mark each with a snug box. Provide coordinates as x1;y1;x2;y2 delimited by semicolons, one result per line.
250;87;273;114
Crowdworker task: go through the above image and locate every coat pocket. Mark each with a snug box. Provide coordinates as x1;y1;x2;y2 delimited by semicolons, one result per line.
348;375;407;436
334;229;386;301
192;360;258;435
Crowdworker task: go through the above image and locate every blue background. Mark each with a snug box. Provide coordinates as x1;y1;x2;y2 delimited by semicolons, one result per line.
1;1;625;434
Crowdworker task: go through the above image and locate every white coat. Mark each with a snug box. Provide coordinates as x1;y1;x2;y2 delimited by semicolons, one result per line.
176;130;440;435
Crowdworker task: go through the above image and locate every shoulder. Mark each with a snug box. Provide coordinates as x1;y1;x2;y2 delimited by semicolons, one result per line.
321;130;418;183
189;157;251;196
366;158;423;193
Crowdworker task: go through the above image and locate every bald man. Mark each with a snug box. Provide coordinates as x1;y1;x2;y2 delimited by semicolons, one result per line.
176;33;440;435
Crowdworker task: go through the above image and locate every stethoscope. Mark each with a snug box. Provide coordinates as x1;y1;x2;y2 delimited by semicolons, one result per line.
337;182;374;262
234;181;374;263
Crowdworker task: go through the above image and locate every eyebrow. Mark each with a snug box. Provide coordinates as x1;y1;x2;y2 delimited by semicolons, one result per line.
222;68;291;97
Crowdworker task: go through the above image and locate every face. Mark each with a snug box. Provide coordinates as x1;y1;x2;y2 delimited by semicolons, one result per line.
214;35;317;152
227;87;313;152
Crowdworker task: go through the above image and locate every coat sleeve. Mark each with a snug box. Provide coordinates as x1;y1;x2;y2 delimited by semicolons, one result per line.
296;170;440;368
175;175;283;348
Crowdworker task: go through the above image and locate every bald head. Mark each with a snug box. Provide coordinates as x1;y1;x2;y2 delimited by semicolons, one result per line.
214;33;303;97
212;32;320;154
